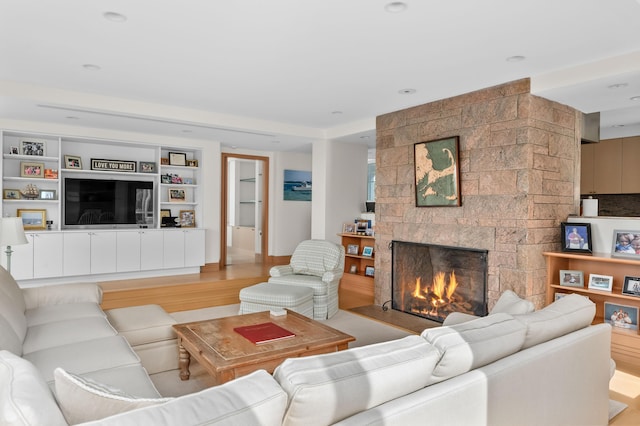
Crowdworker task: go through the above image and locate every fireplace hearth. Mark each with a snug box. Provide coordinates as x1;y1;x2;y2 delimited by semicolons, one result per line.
391;241;488;323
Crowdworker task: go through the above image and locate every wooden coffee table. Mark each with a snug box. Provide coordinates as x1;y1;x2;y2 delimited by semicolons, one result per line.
172;310;355;384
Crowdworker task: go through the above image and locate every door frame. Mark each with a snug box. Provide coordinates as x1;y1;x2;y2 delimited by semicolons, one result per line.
220;153;269;267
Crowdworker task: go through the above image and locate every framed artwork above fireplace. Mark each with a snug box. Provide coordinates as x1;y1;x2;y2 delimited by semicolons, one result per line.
414;136;460;207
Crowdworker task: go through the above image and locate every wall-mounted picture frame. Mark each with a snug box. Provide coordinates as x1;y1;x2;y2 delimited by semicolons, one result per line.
347;244;359;255
3;189;20;199
622;276;640;297
604;301;639;331
140;161;156;173
20;139;46;156
17;209;47;230
39;189;56;200
365;266;375;277
20;162;44;178
414;136;460;207
342;222;356;234
64;155;82;169
559;270;584;288
168;152;187;166
169;189;186;202
612;230;640;259
179;210;195;227
362;246;374;257
588;273;614;292
160;209;171;219
284;169;312;202
560;222;592;254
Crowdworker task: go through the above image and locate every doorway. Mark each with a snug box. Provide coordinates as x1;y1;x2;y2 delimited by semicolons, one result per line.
220;153;269;266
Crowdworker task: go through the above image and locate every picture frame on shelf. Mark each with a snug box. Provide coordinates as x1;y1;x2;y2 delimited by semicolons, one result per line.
342;222;356;234
168;152;187;166
183;177;194;185
160;157;169;165
179;210;195;227
44;169;58;179
588;273;614;292
64;155;82;169
169;189;186;202
3;189;20;199
17;209;46;230
414;136;461;207
187;159;198;167
622;276;640;297
160;209;171;219
10;146;19;155
140;161;156;173
362;246;374;257
560;222;592;254
559;270;584;288
554;292;568;301
20;162;44;178
365;266;375;277
346;244;359;255
39;189;56;200
161;174;172;184
356;219;369;234
349;264;357;274
604;301;639;331
20;139;46;156
612;230;640;259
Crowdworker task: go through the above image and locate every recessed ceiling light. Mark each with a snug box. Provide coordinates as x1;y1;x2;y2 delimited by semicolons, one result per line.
82;64;101;71
506;56;526;63
398;88;416;94
631;96;640;101
331;111;343;115
103;12;127;22
608;83;628;89
385;2;407;13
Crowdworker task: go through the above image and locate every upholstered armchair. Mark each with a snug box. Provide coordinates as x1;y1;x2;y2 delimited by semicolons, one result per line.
268;239;345;319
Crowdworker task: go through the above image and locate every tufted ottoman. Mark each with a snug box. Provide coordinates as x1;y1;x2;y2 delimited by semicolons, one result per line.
105;304;178;374
239;282;314;318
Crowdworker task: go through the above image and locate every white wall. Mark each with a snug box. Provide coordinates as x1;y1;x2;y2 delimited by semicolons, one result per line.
568;216;640;254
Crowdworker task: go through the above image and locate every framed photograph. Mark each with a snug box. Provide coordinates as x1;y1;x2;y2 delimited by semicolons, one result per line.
347;244;359;255
140;161;156;173
356;219;369;234
44;168;58;179
342;222;356;234
17;209;46;230
604;302;639;331
362;246;374;257
365;266;375;277
560;222;592;254
39;189;56;200
3;189;20;199
160;157;169;165
414;136;460;207
20;139;46;156
559;270;584;288
10;146;19;155
20;162;44;178
169;188;186;202
168;152;187;166
182;177;193;185
622;276;640;297
554;293;568;301
161;174;172;184
64;155;82;169
588;274;614;292
612;230;640;259
179;210;195;227
187;159;198;167
160;209;171;218
349;264;357;274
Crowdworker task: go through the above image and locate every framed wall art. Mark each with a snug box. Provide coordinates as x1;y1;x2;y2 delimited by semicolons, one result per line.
560;222;592;254
612;230;640;259
179;210;195;227
17;209;47;230
169;152;187;166
414;136;460;207
20;139;46;156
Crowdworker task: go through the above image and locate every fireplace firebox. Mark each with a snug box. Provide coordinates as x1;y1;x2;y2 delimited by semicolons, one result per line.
391;241;488;323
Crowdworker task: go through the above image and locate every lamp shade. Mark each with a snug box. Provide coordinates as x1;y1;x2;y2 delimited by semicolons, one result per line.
0;217;28;247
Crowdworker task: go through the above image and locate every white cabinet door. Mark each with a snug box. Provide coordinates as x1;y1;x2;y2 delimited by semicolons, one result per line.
184;229;205;267
163;230;185;269
63;233;91;276
90;232;117;274
6;235;35;280
32;233;63;278
140;230;163;270
116;231;141;273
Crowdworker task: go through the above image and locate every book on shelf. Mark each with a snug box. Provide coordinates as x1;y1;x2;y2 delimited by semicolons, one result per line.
233;322;296;344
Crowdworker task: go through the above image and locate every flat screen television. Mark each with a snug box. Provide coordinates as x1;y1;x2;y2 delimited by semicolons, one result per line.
63;177;154;229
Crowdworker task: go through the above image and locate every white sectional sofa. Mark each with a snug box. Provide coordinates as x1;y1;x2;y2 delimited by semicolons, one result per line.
1;263;612;426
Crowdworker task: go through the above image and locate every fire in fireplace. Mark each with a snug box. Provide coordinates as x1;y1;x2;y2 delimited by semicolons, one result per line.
391;241;488;323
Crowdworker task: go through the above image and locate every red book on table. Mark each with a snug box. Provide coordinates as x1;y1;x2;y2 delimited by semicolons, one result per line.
233;322;296;344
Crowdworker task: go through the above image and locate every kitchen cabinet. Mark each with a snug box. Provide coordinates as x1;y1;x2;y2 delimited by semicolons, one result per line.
581;137;640;195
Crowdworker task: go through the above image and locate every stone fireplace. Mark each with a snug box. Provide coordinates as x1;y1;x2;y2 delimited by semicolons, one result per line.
374;78;582;310
392;241;487;322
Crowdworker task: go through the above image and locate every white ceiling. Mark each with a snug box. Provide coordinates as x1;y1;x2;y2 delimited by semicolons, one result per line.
1;0;640;152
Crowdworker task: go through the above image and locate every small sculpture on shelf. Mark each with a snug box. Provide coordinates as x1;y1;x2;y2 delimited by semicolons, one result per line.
20;184;39;199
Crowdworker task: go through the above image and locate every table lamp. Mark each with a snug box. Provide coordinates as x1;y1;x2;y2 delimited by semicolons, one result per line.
0;217;28;274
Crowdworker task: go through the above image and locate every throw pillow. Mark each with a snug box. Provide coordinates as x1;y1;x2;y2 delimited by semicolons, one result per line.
54;368;172;424
490;290;535;315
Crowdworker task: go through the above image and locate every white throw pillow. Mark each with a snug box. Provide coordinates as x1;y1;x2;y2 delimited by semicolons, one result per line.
54;368;172;424
490;290;535;315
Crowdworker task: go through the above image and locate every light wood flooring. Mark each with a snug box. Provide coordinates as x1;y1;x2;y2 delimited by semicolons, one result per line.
98;264;640;424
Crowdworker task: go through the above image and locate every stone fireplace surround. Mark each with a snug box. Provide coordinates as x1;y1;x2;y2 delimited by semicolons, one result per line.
374;78;582;310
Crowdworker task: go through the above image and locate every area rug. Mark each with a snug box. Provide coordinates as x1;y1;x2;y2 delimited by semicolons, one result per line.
609;399;627;421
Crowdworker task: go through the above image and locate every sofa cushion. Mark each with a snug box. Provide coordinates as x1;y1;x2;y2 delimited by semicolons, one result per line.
21;282;103;309
0;291;27;344
289;240;342;277
274;335;440;426
514;293;595;349
23;316;117;354
54;367;172;424
80;370;287;426
0;265;26;313
0;315;23;356
26;301;106;327
421;312;526;384
0;350;67;426
105;304;177;346
490;290;535;315
79;365;162;399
